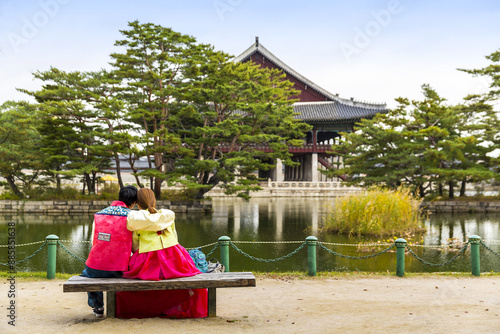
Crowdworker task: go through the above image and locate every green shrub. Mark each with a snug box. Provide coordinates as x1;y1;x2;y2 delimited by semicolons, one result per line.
99;183;120;200
325;187;425;236
0;191;21;200
161;187;199;201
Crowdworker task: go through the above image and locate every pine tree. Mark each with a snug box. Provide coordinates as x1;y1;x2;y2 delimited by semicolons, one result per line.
20;69;114;194
171;51;311;199
109;21;200;198
324;84;493;198
0;101;42;198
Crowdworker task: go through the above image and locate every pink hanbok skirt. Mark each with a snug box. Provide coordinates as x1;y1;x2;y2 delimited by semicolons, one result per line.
116;244;207;318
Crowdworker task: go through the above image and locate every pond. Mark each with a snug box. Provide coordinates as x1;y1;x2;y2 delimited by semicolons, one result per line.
1;197;499;274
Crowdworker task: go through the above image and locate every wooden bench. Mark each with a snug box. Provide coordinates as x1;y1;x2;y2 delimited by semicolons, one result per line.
63;272;256;318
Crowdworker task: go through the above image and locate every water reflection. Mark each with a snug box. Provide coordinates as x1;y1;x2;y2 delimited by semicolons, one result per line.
425;213;500;245
1;198;499;273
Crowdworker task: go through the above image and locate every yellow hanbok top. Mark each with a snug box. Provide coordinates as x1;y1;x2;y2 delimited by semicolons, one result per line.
126;209;179;254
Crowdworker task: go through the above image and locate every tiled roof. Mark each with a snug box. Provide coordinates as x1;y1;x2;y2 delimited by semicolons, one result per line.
293;101;387;123
234;40;387;110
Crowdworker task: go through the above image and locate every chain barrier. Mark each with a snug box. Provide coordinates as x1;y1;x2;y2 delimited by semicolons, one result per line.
406;243;469;267
231;240;305;244
185;241;218;251
0;240;47;248
1;239;498;271
57;241;87;263
0;242;47;266
229;241;307;262
319;241;393;247
0;239;486;249
480;241;500;258
405;243;468;248
318;243;395;260
206;243;220;259
59;240;91;244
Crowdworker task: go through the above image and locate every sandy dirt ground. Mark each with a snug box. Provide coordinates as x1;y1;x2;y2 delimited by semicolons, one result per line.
1;275;500;334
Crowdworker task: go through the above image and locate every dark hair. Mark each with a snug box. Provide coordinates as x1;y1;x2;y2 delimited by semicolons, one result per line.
136;188;157;214
118;185;138;207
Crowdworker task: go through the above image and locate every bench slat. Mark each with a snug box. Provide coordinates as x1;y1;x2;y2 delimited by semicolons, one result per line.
63;272;256;292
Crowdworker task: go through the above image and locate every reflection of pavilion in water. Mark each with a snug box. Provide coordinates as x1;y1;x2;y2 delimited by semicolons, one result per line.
212;198;332;240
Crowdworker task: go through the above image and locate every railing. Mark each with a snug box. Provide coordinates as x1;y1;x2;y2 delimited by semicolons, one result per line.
217;143;334;154
1;235;498;278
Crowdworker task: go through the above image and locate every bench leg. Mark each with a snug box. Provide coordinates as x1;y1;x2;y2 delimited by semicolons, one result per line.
208;288;216;317
106;291;116;318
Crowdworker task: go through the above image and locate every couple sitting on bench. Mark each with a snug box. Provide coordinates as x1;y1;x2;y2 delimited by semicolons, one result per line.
82;186;207;318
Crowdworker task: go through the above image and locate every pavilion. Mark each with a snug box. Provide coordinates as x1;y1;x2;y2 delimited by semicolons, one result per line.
234;38;388;183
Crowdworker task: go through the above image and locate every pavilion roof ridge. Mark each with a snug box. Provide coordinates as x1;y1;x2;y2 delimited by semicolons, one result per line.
294;100;387;110
233;39;387;109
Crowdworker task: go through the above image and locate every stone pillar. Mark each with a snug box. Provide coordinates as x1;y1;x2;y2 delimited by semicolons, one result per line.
311;153;318;182
276;159;284;182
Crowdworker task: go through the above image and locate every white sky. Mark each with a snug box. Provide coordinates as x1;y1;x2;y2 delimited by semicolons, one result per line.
1;0;499;109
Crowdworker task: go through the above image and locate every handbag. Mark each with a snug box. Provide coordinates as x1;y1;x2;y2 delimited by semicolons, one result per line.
206;259;225;273
188;248;209;273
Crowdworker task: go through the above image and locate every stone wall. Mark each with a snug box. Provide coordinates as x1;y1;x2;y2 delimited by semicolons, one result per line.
421;201;500;213
0;200;212;214
207;181;362;197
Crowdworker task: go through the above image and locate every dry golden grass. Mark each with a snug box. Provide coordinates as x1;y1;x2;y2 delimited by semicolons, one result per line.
325;187;425;236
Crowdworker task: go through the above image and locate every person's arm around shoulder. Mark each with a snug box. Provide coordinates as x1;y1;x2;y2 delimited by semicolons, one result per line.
127;209;175;232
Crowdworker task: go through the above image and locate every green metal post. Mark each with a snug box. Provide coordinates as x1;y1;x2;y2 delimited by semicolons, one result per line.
46;234;59;279
469;235;481;277
395;238;407;277
219;236;231;273
306;236;318;276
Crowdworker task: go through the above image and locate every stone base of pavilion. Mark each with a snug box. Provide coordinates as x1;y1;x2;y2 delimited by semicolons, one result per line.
206;180;362;197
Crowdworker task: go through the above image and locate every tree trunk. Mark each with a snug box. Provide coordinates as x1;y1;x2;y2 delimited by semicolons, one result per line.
438;183;443;197
134;175;144;188
56;174;61;191
85;173;93;194
195;189;206;200
154;177;162;199
459;179;466;197
114;153;124;189
196;174;220;199
6;175;23;199
91;171;97;193
448;181;454;199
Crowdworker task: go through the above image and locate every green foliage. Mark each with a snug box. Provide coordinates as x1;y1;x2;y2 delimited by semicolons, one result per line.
325;84;499;197
0;192;21;200
23;186;81;200
0;101;43;198
109;21;199;198
160;187;200;201
20;69;118;194
99;183;120;199
169;55;311;199
324;187;425;236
